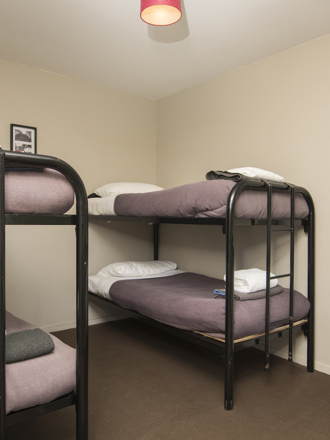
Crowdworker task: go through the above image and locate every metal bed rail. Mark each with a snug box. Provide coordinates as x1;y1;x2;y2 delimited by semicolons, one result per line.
0;150;88;440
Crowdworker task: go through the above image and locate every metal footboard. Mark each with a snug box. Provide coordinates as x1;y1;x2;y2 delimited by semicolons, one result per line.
224;179;315;409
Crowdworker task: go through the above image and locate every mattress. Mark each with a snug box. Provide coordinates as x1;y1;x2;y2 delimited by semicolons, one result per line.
5;311;76;414
5;168;74;215
88;180;309;219
90;272;311;340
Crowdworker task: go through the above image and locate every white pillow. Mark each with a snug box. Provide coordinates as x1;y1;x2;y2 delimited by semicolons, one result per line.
95;182;164;198
97;261;177;278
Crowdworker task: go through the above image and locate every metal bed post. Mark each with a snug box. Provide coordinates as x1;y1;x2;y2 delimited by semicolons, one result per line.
224;179;266;409
70;166;89;440
307;208;315;372
41;154;89;440
224;195;235;410
0;152;6;440
265;183;272;370
287;185;314;372
300;188;315;372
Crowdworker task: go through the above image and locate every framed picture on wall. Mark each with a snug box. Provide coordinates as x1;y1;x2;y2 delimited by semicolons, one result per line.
10;124;37;154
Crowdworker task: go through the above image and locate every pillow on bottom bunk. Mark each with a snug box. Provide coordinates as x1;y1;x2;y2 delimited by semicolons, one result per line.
97;260;177;277
89;269;184;299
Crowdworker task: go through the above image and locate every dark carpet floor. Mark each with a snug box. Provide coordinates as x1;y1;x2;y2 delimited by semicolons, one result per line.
5;319;330;440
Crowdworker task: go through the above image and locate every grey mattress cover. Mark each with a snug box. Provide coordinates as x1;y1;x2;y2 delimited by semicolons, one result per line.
5;168;74;215
109;273;310;340
114;180;309;219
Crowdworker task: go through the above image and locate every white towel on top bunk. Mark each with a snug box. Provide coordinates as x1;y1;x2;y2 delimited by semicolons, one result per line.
224;268;278;294
227;167;284;182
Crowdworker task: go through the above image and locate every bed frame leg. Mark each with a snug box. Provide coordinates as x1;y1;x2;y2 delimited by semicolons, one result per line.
306;318;314;373
224;356;234;410
224;399;233;411
224;336;234;410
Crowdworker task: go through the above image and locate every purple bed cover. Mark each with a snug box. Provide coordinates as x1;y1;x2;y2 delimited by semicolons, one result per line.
114;180;309;219
109;273;310;340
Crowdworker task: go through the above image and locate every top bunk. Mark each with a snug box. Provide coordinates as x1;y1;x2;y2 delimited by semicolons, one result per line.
88;171;314;228
1;149;86;226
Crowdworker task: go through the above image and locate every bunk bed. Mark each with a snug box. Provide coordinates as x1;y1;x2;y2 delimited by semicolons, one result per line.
88;178;315;410
0;150;88;440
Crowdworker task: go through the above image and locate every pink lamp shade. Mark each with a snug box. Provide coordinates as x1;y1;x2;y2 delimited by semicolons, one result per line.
141;0;182;26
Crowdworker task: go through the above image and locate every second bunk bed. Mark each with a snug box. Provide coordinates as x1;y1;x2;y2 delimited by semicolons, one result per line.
88;177;315;410
0;150;88;440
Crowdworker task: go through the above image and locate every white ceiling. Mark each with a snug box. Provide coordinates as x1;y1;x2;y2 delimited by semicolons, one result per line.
0;0;329;100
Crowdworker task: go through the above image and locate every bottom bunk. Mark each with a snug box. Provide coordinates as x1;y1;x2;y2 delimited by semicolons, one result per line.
5;311;76;423
90;271;310;340
88;263;312;408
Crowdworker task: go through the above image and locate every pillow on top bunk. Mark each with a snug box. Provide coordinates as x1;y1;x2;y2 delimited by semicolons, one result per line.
97;260;177;277
95;182;164;198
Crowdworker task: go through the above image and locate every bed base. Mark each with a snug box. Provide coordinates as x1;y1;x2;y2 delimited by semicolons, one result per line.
5;392;76;427
0;151;88;440
89;291;307;352
89;179;315;410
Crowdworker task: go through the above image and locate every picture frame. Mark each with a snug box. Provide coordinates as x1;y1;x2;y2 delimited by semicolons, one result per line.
10;124;37;154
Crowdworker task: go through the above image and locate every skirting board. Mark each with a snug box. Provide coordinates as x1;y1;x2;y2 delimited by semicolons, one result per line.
43;314;127;333
257;343;330;376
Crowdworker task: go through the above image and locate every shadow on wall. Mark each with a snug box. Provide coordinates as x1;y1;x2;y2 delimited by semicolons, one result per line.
147;0;189;43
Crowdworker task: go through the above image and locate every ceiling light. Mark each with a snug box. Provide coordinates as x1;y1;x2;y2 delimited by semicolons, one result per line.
140;0;182;26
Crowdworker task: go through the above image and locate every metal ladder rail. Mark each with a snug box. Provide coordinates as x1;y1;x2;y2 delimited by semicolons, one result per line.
306;193;315;373
288;185;295;362
264;183;272;370
289;185;314;373
264;183;295;370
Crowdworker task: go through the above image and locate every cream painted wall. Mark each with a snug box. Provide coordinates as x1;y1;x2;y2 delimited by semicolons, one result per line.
0;59;157;331
1;34;329;374
156;35;330;374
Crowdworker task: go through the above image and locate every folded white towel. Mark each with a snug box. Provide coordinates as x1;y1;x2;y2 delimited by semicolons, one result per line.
224;268;278;293
227;167;284;182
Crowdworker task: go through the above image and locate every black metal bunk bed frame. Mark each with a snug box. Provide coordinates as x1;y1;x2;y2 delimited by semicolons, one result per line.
0;151;88;440
89;179;315;410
